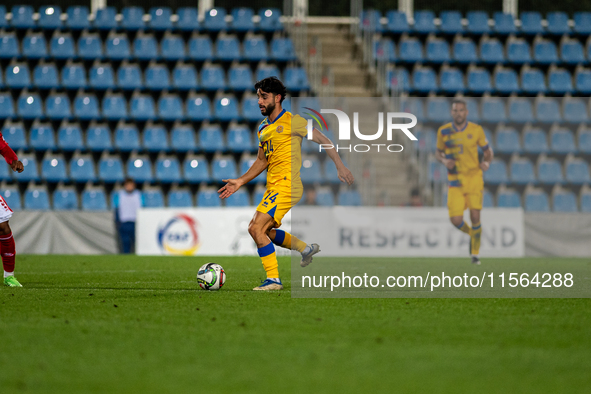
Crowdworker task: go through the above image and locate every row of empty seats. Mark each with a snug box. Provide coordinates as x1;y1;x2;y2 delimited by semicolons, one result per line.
0;6;283;32
363;10;591;36
0;62;308;92
0;32;296;62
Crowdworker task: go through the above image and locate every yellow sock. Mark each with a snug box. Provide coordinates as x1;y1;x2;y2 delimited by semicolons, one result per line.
258;242;279;278
471;222;482;255
272;229;307;253
455;220;472;236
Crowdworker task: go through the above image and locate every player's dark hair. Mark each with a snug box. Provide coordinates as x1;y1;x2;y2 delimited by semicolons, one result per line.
451;98;467;107
254;76;287;103
123;177;135;185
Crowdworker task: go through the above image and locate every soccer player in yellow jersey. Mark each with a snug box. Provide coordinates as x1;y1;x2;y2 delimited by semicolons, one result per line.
218;77;354;290
436;98;494;265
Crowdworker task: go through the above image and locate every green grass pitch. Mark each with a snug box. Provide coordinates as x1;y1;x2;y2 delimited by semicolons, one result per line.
1;255;589;393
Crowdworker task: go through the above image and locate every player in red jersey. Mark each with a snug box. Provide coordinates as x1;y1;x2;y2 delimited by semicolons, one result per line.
0;133;24;287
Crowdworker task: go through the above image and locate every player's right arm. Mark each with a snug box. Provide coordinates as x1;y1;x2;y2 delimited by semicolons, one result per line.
218;148;268;199
435;127;454;170
0;133;23;173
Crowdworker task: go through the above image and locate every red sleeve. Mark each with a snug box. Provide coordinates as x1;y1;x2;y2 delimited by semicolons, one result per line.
0;133;18;165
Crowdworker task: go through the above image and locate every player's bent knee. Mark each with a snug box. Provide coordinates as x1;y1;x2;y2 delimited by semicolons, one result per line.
450;216;463;227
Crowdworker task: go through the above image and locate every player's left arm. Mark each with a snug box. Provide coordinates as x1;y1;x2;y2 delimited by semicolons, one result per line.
308;128;354;185
478;127;494;171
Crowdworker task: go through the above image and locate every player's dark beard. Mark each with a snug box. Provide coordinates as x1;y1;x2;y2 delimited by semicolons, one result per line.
260;102;275;116
454;116;466;127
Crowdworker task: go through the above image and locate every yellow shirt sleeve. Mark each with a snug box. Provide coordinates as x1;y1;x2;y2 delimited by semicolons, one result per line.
291;114;309;137
476;126;488;147
436;127;445;151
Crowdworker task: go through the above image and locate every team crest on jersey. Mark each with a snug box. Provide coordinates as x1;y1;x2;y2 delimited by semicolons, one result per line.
467;134;473;139
277;126;284;133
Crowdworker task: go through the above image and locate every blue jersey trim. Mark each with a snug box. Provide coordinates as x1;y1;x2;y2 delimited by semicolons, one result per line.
267;109;286;125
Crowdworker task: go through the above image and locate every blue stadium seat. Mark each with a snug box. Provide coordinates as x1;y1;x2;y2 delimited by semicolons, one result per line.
176;8;200;31
204;8;227;31
67;6;89;30
574;12;591;35
413;10;436;34
39;6;62;30
161;36;185;61
0;33;20;59
225;190;250;206
520;12;543;35
494;69;519;94
253;189;265;204
89;64;115;90
258;8;282;32
563;98;589;124
168;190;193;207
106;35;131;60
50;33;75;59
98;157;124;183
23;33;48;59
228;65;254;91
127;156;153;183
425;38;450;63
216;36;241;61
70;155;96;182
214;96;240;121
11;6;35;29
200;125;225;152
507;39;531;64
94;7;117;30
494;12;516;34
300;157;323;183
145;64;170;90
243;37;269;62
467;68;492;94
414;128;437;152
82;189;108;210
187;95;213;121
323;161;342;184
510;158;536;184
78;34;103;60
13;154;39;182
439;11;463;34
546;12;570;35
440;68;465;93
466;11;490;34
171;125;197;152
360;10;382;33
45;93;71;120
86;125;112;152
385;10;409;33
0;93;15;119
122;6;145;31
114;124;140;152
41;156;67;182
184;156;211;183
201;65;226;91
232;7;255;32
483;159;508;184
480;38;504;64
525;191;550;212
1;187;21;210
386;68;410;92
338;191;362;206
58;123;84;150
551;128;576;154
482;189;494;208
142;190;164;208
428;159;447;182
496;127;521;154
117;63;142;91
172;64;198;91
270;38;297;62
521;68;547;94
565;159;590;184
130;95;156;121
149;7;172;31
553;191;577;212
582;192;591;212
399;37;423;63
156;158;181;183
284;67;310;92
102;94;128;121
25;188;50;210
158;95;184;121
538;158;564;184
426;98;451;123
6;63;31;89
242;97;262;122
534;40;558;64
575;69;591;94
143;125;169;152
374;38;396;62
536;98;561;123
256;64;281;81
548;69;573;94
188;37;213;61
560;40;585;64
497;189;521;208
197;190;221;207
523;128;548;154
17;92;43;120
2;122;27;150
212;157;237;180
463;98;480;123
61;64;86;90
134;35;159;60
227;125;254;152
17;66;41;92
412;67;437;93
508;98;533;123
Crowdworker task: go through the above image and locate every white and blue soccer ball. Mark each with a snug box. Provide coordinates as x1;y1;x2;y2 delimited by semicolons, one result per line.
197;263;226;291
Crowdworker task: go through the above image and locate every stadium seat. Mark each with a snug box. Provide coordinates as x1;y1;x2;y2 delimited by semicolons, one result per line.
145;64;171;91
143;125;169;152
227;125;255;152
156;158;182;183
39;6;62;30
412;67;437;93
575;69;591;94
300;156;323;183
439;11;463;34
548;69;573;94
69;155;96;182
425;38;450;63
413;10;436;34
534;40;558;64
574;12;591;35
183;156;211;183
57;123;84;151
172;64;199;91
523;128;549;154
89;64;115;90
150;7;172;31
46;93;72;120
161;36;186;61
560;40;585;64
98;157;124;183
13;154;39;182
483;190;494;208
201;65;226;91
23;33;48;59
535;98;561;123
228;65;254;91
483;159;508;184
284;67;310;92
563;98;589;124
197;190;221;207
338;191;362;206
243;37;269;62
425;98;451;123
134;35;159;61
582;191;591;212
142;189;165;208
399;37;423;63
6;63;31;89
550;128;576;154
86;124;112;152
158;95;184;121
507;39;531;64
270;38;297;62
0;93;15;119
495;127;521;154
130;95;156;121
171;125;197;152
212;157;237;180
538;158;564;184
520;12;543;35
1;187;21;210
256;64;281;81
232;8;255;32
115;124;141;152
225;190;250;207
214;96;240;122
546;12;570;35
81;189;108;210
386;68;410;92
176;8;200;31
117;63;143;91
414;128;437;153
565;159;590;184
41;155;68;182
360;10;382;33
494;12;516;34
0;32;20;59
25;188;50;210
467;68;492;94
106;35;131;60
494;69;519;94
50;32;75;59
480;38;504;64
466;11;490;34
2;122;27;150
11;6;35;29
94;7;117;30
204;8;228;31
510;158;536;184
168;190;193;207
497;189;521;208
17;92;43;120
508;98;533;123
102;94;128;120
373;38;396;63
32;63;58;90
524;190;550;212
521;68;547;94
258;8;283;32
553;191;578;212
65;6;89;30
188;37;214;61
122;6;145;30
186;95;213;121
126;156;153;183
241;97;262;122
78;34;103;60
385;10;409;33
199;125;225;152
61;64;87;90
216;36;241;61
440;68;465;93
